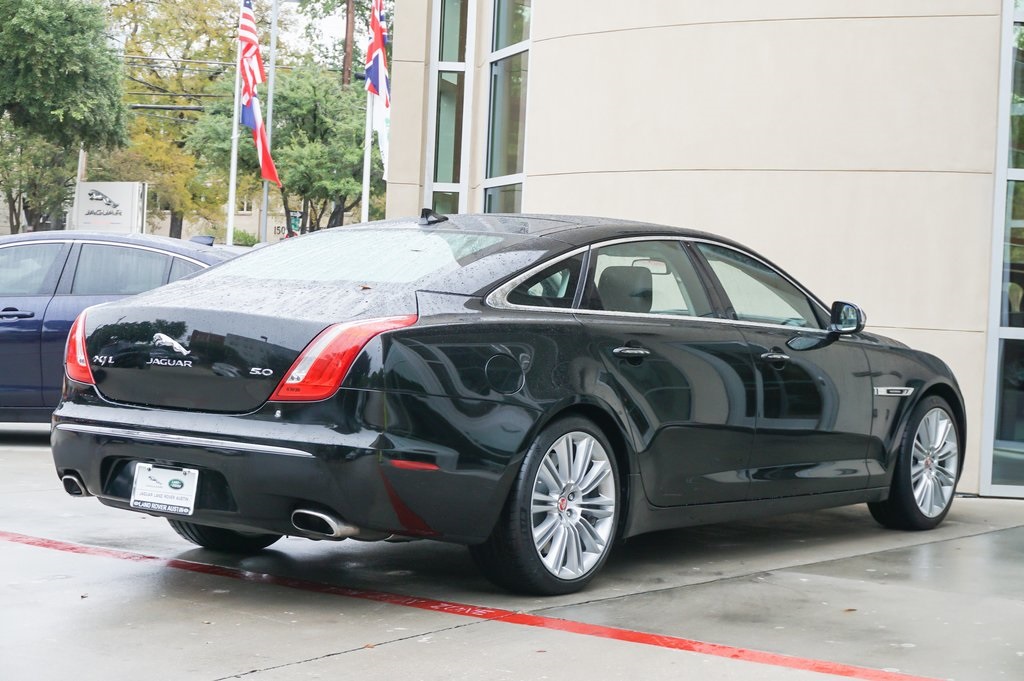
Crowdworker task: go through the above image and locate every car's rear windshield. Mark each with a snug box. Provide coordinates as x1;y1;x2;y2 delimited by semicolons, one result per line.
202;228;510;284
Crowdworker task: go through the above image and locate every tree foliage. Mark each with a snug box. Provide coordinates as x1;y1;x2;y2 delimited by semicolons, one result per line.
0;0;126;149
0;115;77;233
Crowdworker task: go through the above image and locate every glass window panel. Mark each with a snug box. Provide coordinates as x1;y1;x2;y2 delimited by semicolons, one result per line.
1011;26;1024;168
205;229;506;285
1004;181;1024;327
581;241;712;317
439;0;468;62
72;245;169;295
484;184;522;213
0;243;64;296
507;253;584;308
995;339;1024;485
492;0;531;51
434;71;465;184
486;51;528;178
697;244;821;328
432;191;459;214
169;258;203;283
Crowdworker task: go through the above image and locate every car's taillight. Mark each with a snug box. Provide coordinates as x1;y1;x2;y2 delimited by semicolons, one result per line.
65;311;95;385
270;315;417;402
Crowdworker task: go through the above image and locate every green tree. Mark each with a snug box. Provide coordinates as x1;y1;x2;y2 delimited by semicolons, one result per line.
95;0;278;237
0;115;77;233
0;0;126;148
188;62;384;230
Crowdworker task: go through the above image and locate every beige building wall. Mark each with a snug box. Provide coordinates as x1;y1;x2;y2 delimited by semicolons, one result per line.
389;1;1004;492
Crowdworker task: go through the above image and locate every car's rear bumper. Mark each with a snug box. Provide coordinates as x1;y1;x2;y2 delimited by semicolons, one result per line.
51;385;536;544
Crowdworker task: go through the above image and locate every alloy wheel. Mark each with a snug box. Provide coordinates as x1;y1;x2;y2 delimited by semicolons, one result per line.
911;407;959;518
530;431;616;579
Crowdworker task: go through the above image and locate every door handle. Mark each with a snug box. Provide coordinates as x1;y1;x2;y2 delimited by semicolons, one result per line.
760;351;790;364
0;308;34;319
612;346;651;359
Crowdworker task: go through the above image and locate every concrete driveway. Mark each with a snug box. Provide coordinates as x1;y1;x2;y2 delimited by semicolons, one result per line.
1;426;1021;681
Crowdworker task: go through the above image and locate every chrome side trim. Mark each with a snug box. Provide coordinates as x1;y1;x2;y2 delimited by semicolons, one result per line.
53;423;313;458
873;387;916;397
485;244;590;310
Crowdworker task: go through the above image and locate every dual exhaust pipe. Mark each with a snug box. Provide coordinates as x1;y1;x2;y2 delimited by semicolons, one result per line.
62;478;374;542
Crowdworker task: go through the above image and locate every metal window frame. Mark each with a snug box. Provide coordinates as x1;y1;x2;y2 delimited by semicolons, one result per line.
480;0;532;212
423;0;477;214
980;1;1024;497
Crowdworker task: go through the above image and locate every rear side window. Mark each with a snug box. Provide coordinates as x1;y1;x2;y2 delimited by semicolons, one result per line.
0;243;65;295
71;244;170;295
581;240;712;317
204;228;506;285
507;254;584;308
696;243;821;328
169;257;203;283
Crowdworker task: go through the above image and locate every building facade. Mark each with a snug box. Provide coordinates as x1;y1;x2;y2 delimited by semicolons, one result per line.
388;0;1023;498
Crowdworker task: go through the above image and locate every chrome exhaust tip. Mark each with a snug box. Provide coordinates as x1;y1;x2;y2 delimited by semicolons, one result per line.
290;509;360;539
61;474;90;497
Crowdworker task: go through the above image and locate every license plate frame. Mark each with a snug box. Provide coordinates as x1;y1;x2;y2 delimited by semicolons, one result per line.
130;462;199;516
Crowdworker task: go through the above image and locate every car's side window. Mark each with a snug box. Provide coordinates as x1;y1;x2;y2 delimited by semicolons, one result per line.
696;243;821;328
581;240;712;317
169;257;203;283
71;244;170;296
506;253;584;308
0;243;66;296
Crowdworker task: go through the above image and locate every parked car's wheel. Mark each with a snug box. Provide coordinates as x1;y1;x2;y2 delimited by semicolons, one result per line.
168;519;282;553
868;396;961;531
470;416;620;595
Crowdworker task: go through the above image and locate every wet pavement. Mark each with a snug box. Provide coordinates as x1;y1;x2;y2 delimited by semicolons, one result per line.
1;426;1022;681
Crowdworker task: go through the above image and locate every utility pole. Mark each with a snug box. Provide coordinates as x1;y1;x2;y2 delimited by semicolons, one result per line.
342;0;355;85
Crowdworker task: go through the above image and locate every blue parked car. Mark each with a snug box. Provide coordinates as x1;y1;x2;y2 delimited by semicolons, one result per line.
0;231;239;423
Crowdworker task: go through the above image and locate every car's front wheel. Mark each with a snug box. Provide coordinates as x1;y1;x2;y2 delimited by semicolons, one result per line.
167;519;282;553
470;416;620;595
868;396;961;531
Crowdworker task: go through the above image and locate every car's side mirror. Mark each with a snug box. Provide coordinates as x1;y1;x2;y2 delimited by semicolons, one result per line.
829;301;866;335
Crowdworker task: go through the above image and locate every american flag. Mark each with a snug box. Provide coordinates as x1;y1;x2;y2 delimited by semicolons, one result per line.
365;0;390;179
238;0;280;187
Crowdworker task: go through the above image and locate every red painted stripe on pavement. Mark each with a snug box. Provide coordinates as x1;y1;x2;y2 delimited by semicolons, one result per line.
0;530;939;681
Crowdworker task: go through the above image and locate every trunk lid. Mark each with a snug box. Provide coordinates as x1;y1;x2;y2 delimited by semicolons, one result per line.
81;274;418;412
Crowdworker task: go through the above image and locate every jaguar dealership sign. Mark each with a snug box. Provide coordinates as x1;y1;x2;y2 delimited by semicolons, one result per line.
72;182;148;233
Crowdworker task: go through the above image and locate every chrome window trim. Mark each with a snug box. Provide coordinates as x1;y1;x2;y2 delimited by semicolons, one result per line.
486;235;837;334
485;244;590;310
53;423;313;458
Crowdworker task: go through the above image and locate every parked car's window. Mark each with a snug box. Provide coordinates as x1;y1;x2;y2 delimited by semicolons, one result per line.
697;243;820;328
507;254;584;308
169;257;203;283
71;244;170;295
205;228;505;285
0;243;65;295
581;240;712;317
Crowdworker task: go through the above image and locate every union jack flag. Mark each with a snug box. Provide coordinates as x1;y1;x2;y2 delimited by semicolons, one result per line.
238;0;280;187
365;0;391;179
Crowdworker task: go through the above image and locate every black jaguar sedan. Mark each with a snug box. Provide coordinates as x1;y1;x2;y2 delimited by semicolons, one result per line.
51;213;964;595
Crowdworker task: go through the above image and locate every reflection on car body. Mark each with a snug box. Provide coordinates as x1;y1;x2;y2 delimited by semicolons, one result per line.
51;214;965;595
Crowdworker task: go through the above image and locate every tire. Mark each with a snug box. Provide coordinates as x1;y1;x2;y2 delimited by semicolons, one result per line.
168;519;282;553
868;396;961;531
470;416;620;595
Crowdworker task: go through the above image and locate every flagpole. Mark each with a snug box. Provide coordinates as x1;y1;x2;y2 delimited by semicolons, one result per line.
226;32;244;247
258;0;281;243
360;90;373;223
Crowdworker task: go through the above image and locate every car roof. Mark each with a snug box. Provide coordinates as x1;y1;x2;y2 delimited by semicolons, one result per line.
0;231;238;264
366;213;743;247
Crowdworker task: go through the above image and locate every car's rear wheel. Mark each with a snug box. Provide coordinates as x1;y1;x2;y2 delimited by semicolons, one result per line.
167;519;282;553
868;396;961;531
470;416;619;595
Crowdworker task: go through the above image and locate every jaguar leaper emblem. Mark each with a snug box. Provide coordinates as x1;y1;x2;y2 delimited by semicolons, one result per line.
152;333;190;356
